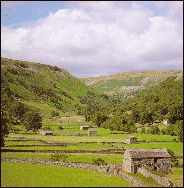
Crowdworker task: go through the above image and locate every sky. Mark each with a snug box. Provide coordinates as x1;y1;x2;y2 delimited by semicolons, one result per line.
1;1;183;77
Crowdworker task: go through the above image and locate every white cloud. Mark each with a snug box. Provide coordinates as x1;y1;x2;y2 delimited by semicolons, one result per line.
1;1;183;77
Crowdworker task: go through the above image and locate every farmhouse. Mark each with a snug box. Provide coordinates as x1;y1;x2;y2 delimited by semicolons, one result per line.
88;130;97;136
80;125;89;130
123;148;171;174
40;130;53;136
123;136;137;144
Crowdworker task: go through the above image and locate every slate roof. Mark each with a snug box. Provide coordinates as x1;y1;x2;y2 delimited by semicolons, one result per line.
125;148;171;158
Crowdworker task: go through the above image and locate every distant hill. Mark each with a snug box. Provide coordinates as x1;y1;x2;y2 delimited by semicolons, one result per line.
83;70;183;95
1;57;94;120
100;76;183;132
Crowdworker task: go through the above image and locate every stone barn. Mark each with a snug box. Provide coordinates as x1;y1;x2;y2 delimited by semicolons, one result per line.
88;130;97;136
123;136;137;144
40;130;53;136
123;148;171;174
80;125;89;130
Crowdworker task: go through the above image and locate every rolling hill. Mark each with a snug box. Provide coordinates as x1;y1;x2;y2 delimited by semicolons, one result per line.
83;70;183;95
1;57;94;121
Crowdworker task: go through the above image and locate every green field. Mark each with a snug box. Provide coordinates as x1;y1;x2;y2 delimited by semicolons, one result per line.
2;152;123;164
3;142;116;151
1;162;132;187
7;130;179;142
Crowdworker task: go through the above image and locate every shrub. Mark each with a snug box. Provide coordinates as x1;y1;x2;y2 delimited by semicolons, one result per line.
51;111;60;117
43;126;51;130
58;126;64;130
50;153;69;162
51;153;61;162
92;158;107;166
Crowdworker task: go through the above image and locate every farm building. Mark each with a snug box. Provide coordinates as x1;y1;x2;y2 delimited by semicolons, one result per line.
88;130;97;136
123;148;171;174
123;136;137;144
40;130;53;136
80;125;89;130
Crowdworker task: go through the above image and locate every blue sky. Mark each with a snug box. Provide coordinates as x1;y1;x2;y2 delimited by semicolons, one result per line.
1;1;72;27
1;1;166;27
1;1;183;77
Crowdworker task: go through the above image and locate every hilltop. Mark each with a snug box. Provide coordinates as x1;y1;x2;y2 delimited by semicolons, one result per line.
83;70;182;95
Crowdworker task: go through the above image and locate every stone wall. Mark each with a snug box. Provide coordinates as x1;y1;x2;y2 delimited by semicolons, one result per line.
1;158;147;187
137;167;174;187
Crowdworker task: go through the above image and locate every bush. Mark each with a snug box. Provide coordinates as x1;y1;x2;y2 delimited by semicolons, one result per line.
92;158;107;166
42;126;51;130
51;111;60;117
50;153;69;162
58;126;64;130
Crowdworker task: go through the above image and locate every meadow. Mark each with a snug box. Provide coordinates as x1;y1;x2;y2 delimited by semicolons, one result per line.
2;152;123;164
2;162;132;187
2;119;183;187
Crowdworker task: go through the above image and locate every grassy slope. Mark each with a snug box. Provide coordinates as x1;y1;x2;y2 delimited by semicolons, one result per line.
1;162;132;187
83;70;182;95
166;168;183;187
1;57;94;120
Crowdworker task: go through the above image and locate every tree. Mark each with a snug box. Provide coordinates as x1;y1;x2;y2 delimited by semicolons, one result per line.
176;120;183;143
150;125;160;134
139;111;154;125
1;107;10;146
91;112;108;127
23;110;42;131
140;127;146;134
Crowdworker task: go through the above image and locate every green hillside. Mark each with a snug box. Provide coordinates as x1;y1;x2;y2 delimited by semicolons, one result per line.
101;76;183;134
1;57;94;120
83;70;182;95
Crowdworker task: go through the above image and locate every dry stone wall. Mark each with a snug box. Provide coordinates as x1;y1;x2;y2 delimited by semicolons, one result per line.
1;158;148;187
138;167;174;187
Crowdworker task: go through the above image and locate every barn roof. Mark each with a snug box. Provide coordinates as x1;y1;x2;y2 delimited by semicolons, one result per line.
80;125;89;127
125;148;171;158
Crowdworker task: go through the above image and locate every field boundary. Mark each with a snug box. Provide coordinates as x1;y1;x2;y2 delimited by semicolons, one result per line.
1;157;148;187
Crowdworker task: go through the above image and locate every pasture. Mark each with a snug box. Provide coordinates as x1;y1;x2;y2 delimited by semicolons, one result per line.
2;117;183;187
2;162;132;187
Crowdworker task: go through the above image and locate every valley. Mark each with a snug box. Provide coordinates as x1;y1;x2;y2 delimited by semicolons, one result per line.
1;57;183;187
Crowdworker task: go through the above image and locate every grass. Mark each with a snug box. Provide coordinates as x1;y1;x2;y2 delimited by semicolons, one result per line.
1;162;132;187
95;77;144;92
126;172;162;187
2;152;123;164
4;141;44;146
166;168;183;187
7;130;179;141
3;143;116;151
5;131;182;155
115;142;183;154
